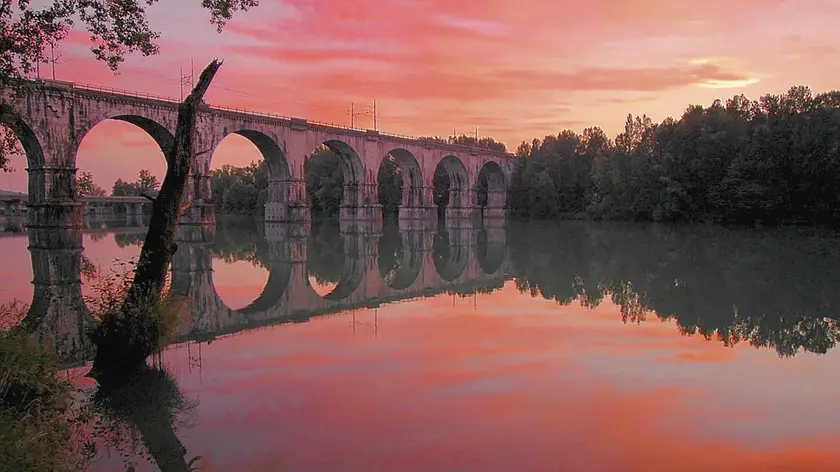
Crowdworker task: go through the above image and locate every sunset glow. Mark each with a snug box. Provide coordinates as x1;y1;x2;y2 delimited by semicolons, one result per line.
4;0;840;191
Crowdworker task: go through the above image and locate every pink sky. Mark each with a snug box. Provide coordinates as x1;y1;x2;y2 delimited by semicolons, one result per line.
4;0;840;191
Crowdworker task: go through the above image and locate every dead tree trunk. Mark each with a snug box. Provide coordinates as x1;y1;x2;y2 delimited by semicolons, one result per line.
126;59;222;305
90;60;223;375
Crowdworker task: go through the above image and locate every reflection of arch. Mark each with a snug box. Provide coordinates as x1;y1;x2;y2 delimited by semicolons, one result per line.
477;229;505;275
305;226;365;300
378;229;423;290
384;149;423;207
317;140;365;207
435;155;470;211
476;161;506;209
307;255;365;300
235;263;292;314
433;228;468;281
0;104;44;169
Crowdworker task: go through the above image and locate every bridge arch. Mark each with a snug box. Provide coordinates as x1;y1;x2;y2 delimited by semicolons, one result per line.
378;148;423;220
0;104;45;169
221;129;290;179
304;140;368;220
210;129;291;220
476;160;507;214
77;115;175;157
434;155;471;221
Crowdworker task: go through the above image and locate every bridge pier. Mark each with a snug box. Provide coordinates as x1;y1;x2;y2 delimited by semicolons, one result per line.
26;167;84;228
339;180;382;226
444;186;482;223
398;185;437;230
265;178;310;223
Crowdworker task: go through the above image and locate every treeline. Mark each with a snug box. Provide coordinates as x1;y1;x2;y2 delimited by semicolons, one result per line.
419;134;507;153
77;169;161;198
510;85;840;225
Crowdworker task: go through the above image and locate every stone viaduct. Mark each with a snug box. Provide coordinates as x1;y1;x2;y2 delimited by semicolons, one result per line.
20;221;511;365
2;79;516;229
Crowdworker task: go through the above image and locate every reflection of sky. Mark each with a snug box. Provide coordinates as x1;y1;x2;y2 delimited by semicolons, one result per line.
212;259;270;311
0;234;32;308
5;230;840;471
307;275;338;297
91;284;840;472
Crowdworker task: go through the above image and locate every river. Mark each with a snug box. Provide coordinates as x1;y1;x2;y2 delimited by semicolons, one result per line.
2;217;840;471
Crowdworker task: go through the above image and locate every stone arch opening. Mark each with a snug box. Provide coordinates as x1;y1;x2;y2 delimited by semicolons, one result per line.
433;155;470;222
378;223;423;290
377;149;423;221
305;140;367;222
209;130;290;220
476;161;506;215
433;227;468;282
0;104;44;217
76;116;174;223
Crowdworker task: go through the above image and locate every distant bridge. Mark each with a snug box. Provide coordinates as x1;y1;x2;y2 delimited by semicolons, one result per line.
1;189;150;222
2;79;516;229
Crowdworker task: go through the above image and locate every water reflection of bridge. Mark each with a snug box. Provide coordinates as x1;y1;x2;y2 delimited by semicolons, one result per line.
21;220;511;364
171;222;510;339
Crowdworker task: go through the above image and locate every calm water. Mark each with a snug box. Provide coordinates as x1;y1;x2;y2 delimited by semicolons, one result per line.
4;217;840;471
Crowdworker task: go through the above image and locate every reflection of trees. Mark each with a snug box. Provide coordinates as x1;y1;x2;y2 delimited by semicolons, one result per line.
89;366;199;472
377;222;402;286
510;221;840;357
113;232;145;248
211;218;269;268
307;219;344;285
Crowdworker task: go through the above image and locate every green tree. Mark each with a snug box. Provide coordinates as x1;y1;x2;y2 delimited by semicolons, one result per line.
305;146;344;217
76;170;105;196
134;169;159;196
377;154;402;218
111;178;136;196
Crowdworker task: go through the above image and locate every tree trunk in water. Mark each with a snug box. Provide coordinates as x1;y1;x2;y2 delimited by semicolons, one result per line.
90;60;223;375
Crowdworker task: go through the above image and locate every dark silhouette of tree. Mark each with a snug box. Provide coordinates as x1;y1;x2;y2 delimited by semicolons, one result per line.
77;171;106;196
510;85;840;227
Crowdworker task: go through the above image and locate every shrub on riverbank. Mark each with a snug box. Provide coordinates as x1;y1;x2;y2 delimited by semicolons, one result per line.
84;260;185;374
0;303;89;472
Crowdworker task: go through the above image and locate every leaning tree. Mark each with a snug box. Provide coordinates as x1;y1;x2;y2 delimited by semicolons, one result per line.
1;0;261;373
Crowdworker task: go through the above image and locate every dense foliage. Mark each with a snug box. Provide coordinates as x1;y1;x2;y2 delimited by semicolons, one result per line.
510;85;840;225
110;169;160;197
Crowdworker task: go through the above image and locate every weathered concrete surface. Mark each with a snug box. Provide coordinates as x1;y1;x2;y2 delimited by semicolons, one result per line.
3;80;515;227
